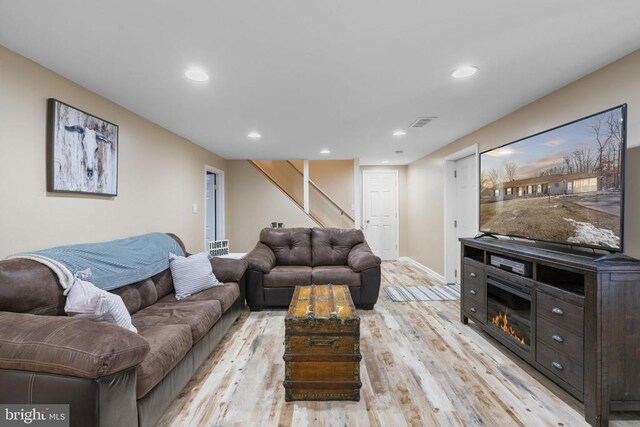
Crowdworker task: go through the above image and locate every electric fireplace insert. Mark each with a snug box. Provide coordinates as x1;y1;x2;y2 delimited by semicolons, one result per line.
486;276;531;352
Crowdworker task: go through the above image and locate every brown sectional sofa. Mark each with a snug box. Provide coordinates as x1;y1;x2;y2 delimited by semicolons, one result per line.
0;234;247;427
245;227;382;310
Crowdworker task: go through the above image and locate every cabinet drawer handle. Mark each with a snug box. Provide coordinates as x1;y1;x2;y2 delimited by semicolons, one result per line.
469;307;477;313
552;334;564;343
552;361;563;370
470;273;477;278
469;290;477;296
304;338;338;348
551;307;564;315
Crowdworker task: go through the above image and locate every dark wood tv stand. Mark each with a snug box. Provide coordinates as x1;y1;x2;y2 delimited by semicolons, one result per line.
459;237;640;426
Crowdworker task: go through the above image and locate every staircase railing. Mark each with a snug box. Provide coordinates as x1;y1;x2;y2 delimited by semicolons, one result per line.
249;160;355;229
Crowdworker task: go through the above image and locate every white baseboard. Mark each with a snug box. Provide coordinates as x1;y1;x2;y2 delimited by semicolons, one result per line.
398;257;446;284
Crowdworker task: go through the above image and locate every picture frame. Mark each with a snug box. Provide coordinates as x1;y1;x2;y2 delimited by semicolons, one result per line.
47;98;119;196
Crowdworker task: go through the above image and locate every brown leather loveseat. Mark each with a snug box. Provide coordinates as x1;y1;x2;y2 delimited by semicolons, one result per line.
245;227;381;310
0;234;247;427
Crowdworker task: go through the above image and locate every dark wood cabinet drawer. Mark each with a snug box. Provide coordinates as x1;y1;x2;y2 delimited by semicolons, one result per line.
464;280;485;300
463;262;485;286
463;294;486;324
462;260;486;324
537;341;583;391
537;316;583;364
537;292;583;336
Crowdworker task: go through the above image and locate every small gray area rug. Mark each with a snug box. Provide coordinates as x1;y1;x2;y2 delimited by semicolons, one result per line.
385;284;460;302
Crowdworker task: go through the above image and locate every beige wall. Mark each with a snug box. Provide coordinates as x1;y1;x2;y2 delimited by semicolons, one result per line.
361;165;409;257
226;160;317;252
0;45;227;257
289;159;355;215
626;146;640;257
407;49;640;274
309;160;354;215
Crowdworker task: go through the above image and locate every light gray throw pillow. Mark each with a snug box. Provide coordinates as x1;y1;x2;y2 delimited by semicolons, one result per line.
169;252;221;300
65;269;137;332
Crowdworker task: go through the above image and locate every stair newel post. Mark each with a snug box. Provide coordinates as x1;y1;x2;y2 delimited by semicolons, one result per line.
303;159;310;214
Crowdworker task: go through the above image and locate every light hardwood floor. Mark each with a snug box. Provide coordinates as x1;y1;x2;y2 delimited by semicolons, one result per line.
157;261;640;426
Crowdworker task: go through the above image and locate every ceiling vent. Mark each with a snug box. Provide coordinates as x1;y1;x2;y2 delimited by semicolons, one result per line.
408;116;437;129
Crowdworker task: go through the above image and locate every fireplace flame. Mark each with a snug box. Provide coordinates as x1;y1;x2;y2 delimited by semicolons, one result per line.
491;309;526;346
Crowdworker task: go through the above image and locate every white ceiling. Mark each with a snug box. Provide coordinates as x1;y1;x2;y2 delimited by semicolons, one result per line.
1;1;639;165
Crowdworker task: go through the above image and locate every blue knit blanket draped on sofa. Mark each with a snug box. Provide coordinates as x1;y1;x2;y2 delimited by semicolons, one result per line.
27;232;185;291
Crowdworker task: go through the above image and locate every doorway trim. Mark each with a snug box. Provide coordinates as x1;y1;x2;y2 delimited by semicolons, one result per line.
204;165;225;251
443;144;479;284
362;169;399;261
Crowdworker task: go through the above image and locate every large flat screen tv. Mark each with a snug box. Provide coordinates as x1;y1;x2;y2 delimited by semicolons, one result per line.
479;104;626;252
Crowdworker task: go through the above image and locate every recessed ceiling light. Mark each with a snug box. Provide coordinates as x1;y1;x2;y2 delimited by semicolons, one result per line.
451;66;478;79
320;149;331;155
381;160;390;164
393;130;406;137
184;69;209;82
247;132;261;139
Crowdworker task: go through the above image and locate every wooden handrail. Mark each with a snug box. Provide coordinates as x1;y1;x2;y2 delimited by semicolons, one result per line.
284;160;355;222
247;161;325;227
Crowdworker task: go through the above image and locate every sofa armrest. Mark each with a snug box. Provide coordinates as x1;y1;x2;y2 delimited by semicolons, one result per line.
210;257;248;282
348;242;382;272
245;242;276;273
0;312;150;378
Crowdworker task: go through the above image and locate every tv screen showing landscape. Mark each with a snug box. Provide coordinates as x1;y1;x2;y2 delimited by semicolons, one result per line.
479;105;626;251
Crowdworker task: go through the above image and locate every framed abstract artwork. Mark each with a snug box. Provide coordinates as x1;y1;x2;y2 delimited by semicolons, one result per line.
47;98;119;196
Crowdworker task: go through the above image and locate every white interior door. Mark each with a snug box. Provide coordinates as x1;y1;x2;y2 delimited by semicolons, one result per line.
203;166;225;251
444;146;478;284
451;155;477;282
456;155;476;240
363;171;398;261
205;172;216;242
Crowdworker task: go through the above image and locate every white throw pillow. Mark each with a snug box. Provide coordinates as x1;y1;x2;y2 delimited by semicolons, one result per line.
169;252;220;300
65;269;137;332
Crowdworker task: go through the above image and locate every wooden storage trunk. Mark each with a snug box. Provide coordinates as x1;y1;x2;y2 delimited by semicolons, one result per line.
283;284;362;401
